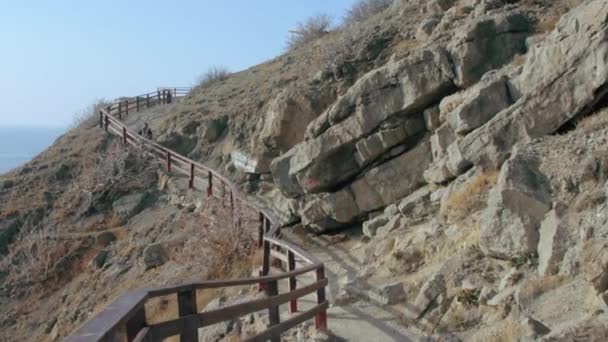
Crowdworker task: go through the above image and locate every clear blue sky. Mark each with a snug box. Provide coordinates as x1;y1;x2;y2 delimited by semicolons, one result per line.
0;0;356;128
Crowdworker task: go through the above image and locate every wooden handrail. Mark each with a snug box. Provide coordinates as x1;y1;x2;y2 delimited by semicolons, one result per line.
66;87;329;342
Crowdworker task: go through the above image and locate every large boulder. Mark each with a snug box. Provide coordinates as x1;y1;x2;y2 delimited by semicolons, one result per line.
261;87;334;153
479;151;551;259
271;49;455;196
454;0;608;174
143;243;167;269
448;10;531;87
537;203;575;276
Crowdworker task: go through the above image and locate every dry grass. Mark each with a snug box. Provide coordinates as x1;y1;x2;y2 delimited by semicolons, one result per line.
518;275;567;303
71;99;111;130
197;66;231;89
575;108;608;132
343;0;394;25
287;14;332;50
469;318;526;342
511;53;527;67
445;171;499;223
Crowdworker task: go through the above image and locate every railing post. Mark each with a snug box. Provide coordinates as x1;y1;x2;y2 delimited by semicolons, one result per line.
125;100;129;116
99;111;103;128
104;116;109;132
177;289;199;342
315;266;328;331
266;279;281;342
288;251;298;314
221;182;226;207
157;90;161;105
123;127;127;145
207;171;213;197
136;96;140;111
230;191;234;213
262;240;270;276
125;306;146;341
189;163;195;189
166;152;171;172
258;213;264;248
118;101;122;119
146;94;150;108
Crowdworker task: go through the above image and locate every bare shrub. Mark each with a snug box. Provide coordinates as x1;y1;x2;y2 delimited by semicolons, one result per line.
344;0;394;25
197;66;231;88
0;222;84;284
445;171;499;222
287;14;332;50
536;14;560;33
177;198;256;279
72;99;111;130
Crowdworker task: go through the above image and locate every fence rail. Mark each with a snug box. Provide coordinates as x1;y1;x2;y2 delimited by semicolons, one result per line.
65;87;328;342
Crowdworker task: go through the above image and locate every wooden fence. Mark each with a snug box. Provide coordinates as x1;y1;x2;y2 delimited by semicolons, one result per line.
65;88;328;342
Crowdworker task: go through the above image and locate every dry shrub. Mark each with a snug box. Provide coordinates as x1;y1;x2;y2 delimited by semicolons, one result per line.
197;66;231;88
178;198;257;280
318;22;374;67
445;171;499;222
343;0;394;25
72;99;111;130
287;14;332;50
0;223;85;284
518;275;566;303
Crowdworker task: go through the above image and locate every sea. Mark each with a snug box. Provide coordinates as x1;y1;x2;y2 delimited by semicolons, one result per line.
0;126;66;174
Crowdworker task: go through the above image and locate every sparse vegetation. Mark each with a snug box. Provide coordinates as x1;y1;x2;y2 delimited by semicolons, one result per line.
72;99;111;129
343;0;394;25
445;171;499;222
510;252;539;269
287;14;332;50
197;66;231;88
536;15;560;33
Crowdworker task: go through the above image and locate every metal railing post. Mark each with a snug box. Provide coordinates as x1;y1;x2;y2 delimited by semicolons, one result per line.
99;111;103;128
189;163;195;189
166;152;171;172
266;280;281;342
123;127;127;145
118;101;122;119
207;171;213;197
258;213;265;248
125;306;146;341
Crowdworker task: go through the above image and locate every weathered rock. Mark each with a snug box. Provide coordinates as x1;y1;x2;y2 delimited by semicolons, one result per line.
95;231;117;248
355;116;425;166
261;88;334;152
456;0;608;174
397;185;433;220
445;72;513;134
427;0;456;14
377;214;402;236
198;116;227;142
90;250;110;269
416;16;441;41
424;105;441;131
431;124;456;161
537;203;574;276
479;151;551;259
423;158;455;184
298;190;360;233
521;316;551;339
112;193;149;225
386;238;425;275
198;298;241;341
0;179;14;190
274;49;455;195
143;243;167;269
448;11;531;87
350;138;432;213
411;273;446;319
362;215;389;238
367;282;406;305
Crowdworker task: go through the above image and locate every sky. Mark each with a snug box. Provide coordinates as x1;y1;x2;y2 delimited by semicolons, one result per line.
0;0;357;128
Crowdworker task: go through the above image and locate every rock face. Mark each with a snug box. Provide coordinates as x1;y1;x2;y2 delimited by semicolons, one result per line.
537;203;574;276
448;11;531;87
272;49;455;197
479;151;551;259
112;193;149;225
143;243;167;269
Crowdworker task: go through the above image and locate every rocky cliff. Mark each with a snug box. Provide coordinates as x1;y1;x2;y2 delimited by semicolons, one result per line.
3;0;608;340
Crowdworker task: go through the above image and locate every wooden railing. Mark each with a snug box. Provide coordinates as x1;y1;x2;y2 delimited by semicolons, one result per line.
65;88;329;342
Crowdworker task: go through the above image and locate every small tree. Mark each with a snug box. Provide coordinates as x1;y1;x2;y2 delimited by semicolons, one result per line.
344;0;394;25
197;66;231;88
287;14;332;50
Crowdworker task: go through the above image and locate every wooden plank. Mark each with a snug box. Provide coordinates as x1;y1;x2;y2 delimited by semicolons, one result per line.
177;290;198;342
244;302;329;342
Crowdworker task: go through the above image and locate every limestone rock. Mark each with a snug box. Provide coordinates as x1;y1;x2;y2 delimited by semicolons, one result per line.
479;151;551;259
143;243;167;269
424;105;442;131
367;282;406;305
448;11;531;87
362;215;389;238
198;116;227;142
376;214;402;236
445;72;513;135
431;124;456;161
417;16;441;41
90;250;109;269
274;49;454;195
95;231;117;248
112;193;149;225
537;203;574;276
298;190;360;233
521;316;551;339
397;185;433;220
231;150;273;174
412;273;446;318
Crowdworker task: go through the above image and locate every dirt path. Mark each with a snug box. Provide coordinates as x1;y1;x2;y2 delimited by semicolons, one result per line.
278;230;419;342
